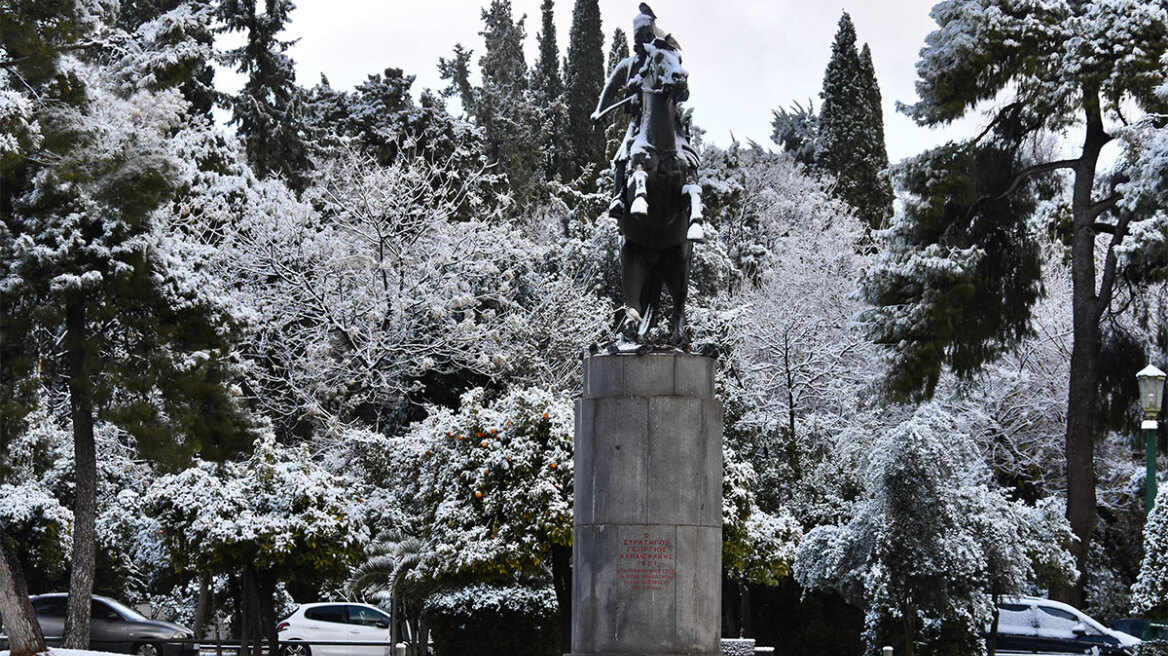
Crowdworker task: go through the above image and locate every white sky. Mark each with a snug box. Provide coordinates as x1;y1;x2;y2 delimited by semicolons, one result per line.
276;0;988;163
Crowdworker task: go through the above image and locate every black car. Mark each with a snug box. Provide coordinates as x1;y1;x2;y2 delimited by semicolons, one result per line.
1112;617;1168;641
28;593;198;656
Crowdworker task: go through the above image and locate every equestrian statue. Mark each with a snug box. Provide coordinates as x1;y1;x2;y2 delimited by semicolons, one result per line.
592;3;703;347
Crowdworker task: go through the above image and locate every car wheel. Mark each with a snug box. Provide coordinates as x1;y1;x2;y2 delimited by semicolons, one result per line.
282;641;310;656
135;643;161;656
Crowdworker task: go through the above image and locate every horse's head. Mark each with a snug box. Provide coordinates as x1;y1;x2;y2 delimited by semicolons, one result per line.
642;42;688;101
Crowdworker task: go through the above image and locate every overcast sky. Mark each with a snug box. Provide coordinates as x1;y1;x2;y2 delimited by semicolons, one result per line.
275;0;985;163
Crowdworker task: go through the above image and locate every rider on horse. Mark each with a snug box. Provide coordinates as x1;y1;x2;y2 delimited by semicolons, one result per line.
591;6;705;346
593;6;700;230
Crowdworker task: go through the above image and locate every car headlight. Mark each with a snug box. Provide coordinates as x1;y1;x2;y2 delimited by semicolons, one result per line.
171;631;188;639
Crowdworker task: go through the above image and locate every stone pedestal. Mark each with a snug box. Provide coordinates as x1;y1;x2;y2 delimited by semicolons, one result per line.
572;353;722;656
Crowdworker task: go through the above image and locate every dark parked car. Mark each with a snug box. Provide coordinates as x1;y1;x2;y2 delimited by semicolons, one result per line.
989;596;1140;655
1112;617;1168;641
28;593;198;656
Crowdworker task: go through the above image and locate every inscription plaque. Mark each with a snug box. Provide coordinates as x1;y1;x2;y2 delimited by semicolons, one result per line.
618;531;676;591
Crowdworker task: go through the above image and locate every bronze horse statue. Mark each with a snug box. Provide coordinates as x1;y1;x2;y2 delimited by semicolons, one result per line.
598;38;703;346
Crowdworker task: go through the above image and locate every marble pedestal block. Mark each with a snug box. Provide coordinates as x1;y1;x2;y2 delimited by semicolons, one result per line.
572;353;722;656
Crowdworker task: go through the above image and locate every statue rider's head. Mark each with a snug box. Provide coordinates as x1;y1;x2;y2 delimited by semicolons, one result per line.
633;12;656;48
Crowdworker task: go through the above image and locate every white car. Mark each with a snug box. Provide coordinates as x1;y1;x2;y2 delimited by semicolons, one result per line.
276;603;393;656
991;596;1141;655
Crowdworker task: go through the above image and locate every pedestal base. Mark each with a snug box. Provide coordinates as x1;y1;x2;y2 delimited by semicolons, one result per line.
572;353;722;656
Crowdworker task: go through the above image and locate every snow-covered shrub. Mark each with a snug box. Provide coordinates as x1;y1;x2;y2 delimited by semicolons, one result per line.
794;404;1074;656
401;386;574;578
424;583;559;656
1133;485;1168;617
145;432;368;587
0;482;72;592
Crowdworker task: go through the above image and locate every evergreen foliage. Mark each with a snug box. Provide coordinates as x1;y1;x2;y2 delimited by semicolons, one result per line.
439;1;544;205
114;0;218;116
530;0;566;182
563;0;605;185
1133;486;1168;618
770;100;817;170
866;0;1168;603
219;0;309;191
814;12;893;231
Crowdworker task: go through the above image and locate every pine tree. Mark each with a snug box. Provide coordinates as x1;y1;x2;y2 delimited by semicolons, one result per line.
861;0;1168;605
770;100;818;170
563;0;605;185
1;1;249;645
814;12;893;231
220;0;309;191
115;0;218;116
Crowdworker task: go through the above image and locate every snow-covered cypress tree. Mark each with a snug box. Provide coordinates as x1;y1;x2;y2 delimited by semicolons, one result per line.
607;27;628;73
814;12;892;231
530;0;566;182
1133;485;1168;620
601;27;631;169
854;44;893;229
563;0;605;185
220;0;309;192
531;0;562;106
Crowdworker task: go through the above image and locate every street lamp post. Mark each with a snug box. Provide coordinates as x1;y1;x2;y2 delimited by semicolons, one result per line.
1137;364;1166;515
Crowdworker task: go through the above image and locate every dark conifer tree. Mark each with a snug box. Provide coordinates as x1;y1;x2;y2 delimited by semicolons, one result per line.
531;0;566;182
855;43;894;229
116;0;218;116
602;28;631;161
815;12;893;231
440;1;542;205
607;27;629;72
220;0;309;192
563;0;605;185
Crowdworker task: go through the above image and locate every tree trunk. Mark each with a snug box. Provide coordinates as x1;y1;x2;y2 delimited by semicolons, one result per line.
237;570;251;656
0;523;46;656
194;572;210;640
737;578;752;638
1057;88;1112;608
256;568;280;656
389;595;401;655
551;542;572;654
987;594;1000;656
63;297;97;650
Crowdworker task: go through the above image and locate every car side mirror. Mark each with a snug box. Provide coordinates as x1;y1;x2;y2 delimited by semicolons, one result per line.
1071;623;1087;635
374;621;389;630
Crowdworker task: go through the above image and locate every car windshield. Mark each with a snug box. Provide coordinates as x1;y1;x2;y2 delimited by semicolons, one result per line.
101;597;148;622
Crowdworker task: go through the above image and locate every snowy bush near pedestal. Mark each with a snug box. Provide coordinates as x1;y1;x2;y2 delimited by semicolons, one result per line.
402;386;574;578
722;446;803;585
424;582;559;656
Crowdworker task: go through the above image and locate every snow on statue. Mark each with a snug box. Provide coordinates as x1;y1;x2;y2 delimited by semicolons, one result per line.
593;4;703;347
